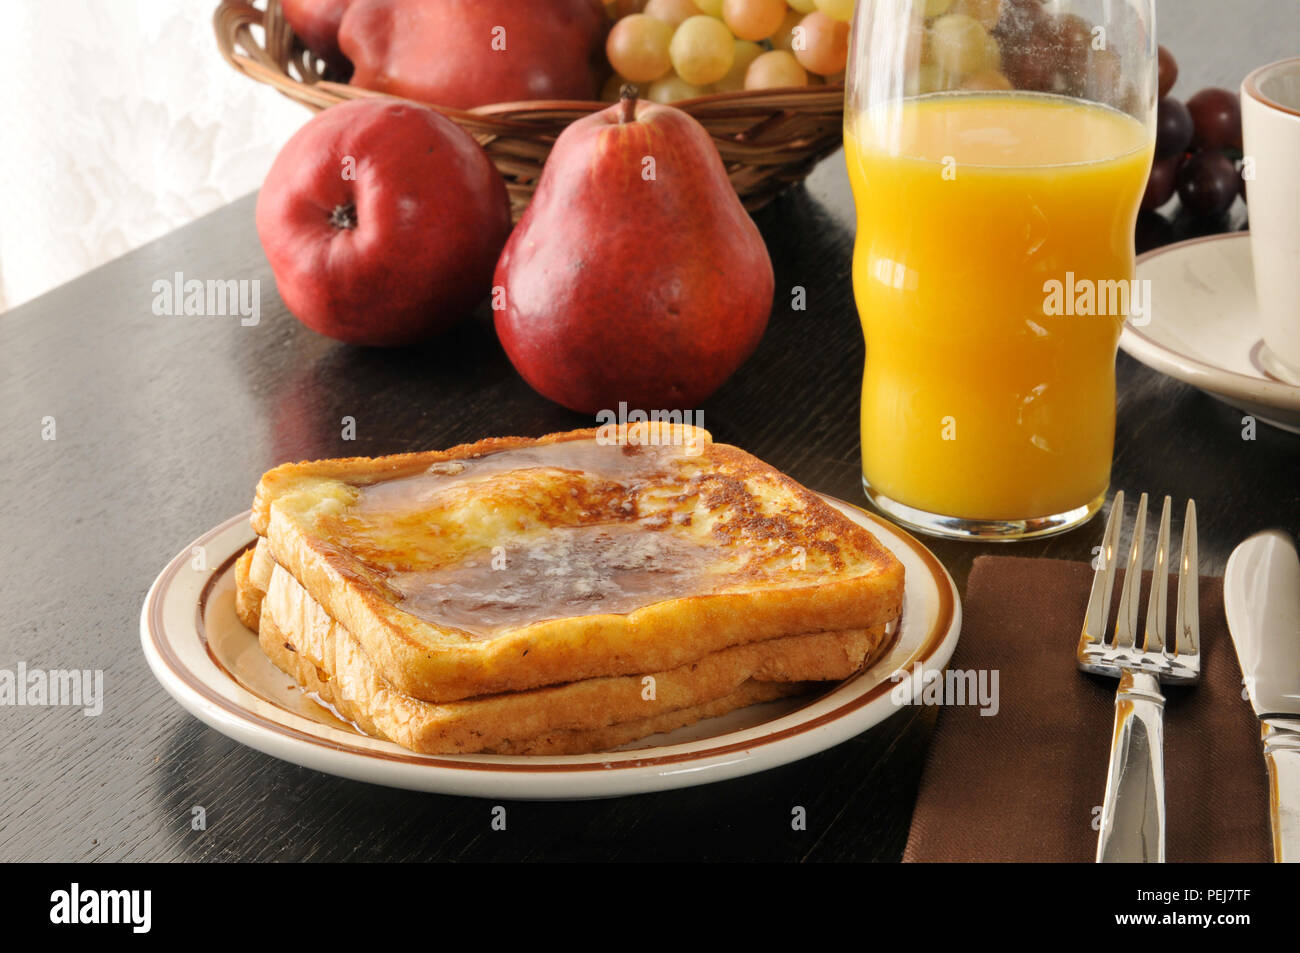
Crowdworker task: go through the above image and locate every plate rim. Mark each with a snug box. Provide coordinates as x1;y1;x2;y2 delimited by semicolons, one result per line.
1121;231;1300;412
141;498;960;796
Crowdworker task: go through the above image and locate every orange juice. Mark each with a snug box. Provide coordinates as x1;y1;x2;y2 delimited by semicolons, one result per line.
844;93;1152;522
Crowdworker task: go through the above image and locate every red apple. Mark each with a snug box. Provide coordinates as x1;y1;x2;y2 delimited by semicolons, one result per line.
339;0;607;110
256;99;511;346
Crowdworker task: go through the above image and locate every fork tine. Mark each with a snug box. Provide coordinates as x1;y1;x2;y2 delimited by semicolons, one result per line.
1082;491;1125;647
1175;500;1199;656
1114;492;1148;650
1144;496;1172;654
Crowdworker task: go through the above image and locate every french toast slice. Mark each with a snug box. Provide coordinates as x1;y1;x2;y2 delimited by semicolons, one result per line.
259;621;811;756
249;557;889;755
234;540;275;631
250;424;905;703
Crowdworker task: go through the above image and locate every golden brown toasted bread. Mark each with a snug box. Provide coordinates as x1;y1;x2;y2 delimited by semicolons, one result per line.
233;547;268;631
248;425;905;703
259;618;812;756
249;557;891;755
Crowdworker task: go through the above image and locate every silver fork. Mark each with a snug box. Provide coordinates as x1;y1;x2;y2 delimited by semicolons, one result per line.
1077;491;1200;863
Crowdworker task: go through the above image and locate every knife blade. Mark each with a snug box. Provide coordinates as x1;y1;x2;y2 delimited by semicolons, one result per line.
1224;530;1300;863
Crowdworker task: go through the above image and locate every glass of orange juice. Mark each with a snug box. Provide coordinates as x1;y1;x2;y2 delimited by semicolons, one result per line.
845;0;1156;539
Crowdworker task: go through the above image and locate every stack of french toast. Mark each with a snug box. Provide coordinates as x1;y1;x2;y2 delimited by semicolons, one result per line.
234;425;905;755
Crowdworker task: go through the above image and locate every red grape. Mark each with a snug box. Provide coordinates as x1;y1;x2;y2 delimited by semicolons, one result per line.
1002;31;1055;91
1186;87;1243;152
1176;150;1239;217
1157;45;1177;98
1154;97;1193;159
1136;210;1175;253
1052;13;1092;86
1084;48;1122;102
1142;155;1181;211
995;0;1048;44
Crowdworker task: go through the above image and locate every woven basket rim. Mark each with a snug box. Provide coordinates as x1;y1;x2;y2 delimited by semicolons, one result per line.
213;0;848;215
214;0;847;117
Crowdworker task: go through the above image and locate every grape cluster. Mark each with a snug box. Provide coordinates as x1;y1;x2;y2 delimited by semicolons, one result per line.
1145;45;1244;219
601;1;1137;107
601;0;854;103
919;0;1134;108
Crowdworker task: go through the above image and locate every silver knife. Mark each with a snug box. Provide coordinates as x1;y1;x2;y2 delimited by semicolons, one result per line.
1224;530;1300;863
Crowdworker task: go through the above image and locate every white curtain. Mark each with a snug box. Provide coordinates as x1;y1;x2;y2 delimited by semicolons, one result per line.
0;0;307;311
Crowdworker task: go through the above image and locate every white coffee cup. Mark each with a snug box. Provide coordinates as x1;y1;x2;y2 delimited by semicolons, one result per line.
1242;57;1300;382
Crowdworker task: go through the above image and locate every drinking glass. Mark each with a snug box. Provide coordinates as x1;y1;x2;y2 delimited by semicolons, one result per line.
845;0;1156;539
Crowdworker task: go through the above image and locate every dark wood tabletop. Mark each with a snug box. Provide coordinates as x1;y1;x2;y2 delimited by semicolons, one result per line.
3;6;1298;861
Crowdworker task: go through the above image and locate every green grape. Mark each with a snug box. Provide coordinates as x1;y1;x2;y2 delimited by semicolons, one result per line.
647;72;709;102
713;38;764;91
722;0;788;41
771;9;803;51
930;12;994;74
953;0;1002;29
793;12;850;76
745;49;809;89
959;69;1012;90
982;32;1000;71
607;14;675;83
909;62;958;94
643;0;703;28
670;15;736;85
906;19;928;70
814;0;855;23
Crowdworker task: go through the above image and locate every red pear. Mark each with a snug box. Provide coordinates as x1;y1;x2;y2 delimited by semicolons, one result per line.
494;92;774;413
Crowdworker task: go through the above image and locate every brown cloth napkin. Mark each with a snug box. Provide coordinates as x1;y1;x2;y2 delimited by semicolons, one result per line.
903;556;1271;862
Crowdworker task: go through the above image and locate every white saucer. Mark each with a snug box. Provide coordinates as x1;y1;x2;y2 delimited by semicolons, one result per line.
141;498;961;800
1120;231;1300;433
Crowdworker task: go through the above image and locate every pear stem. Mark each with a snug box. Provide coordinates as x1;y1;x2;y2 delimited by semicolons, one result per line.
618;84;639;124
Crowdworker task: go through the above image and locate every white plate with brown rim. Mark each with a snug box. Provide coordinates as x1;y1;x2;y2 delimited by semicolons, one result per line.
140;496;960;800
1121;231;1300;433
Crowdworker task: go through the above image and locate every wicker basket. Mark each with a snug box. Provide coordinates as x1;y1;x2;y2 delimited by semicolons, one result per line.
214;0;846;217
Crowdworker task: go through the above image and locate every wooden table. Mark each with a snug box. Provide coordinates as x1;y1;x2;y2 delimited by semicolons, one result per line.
3;63;1297;862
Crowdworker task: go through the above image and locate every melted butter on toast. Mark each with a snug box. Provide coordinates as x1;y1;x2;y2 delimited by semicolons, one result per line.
387;524;717;635
279;434;888;639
